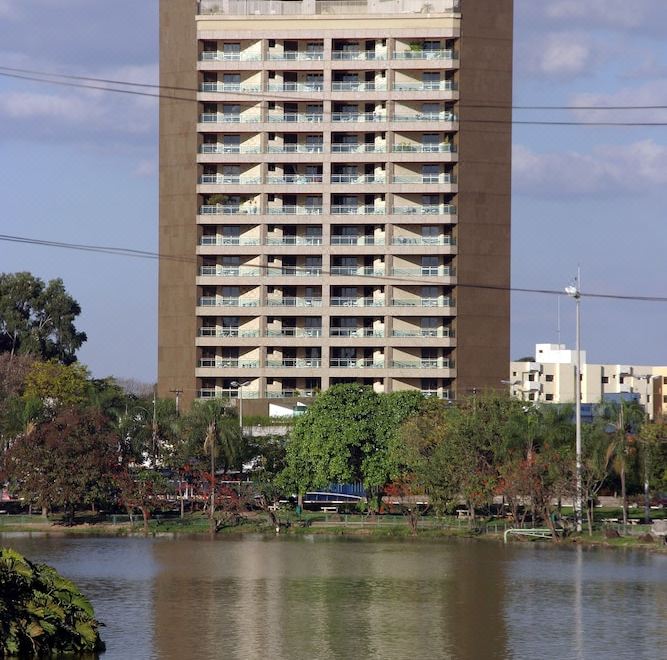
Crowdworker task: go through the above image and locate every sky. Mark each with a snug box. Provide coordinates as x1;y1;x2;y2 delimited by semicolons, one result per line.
2;0;667;382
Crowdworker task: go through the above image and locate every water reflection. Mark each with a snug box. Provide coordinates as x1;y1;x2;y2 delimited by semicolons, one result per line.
2;534;666;660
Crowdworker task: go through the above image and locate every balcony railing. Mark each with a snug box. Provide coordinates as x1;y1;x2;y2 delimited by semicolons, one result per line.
266;358;322;368
391;298;453;307
200;51;261;62
331;205;385;215
392;112;457;122
392;49;458;60
331;143;386;153
266;236;323;245
392;359;451;368
267;144;323;153
392;174;456;184
268;113;323;123
199;266;262;276
392;205;456;215
266;328;323;337
268;52;324;61
198;327;261;337
330;266;385;276
330;174;385;184
199;113;261;123
391;267;454;277
330;297;384;307
200;144;262;154
200;205;260;215
393;81;457;92
422;389;451;399
267;267;323;276
332;50;386;61
391;144;456;153
200;82;262;93
198;358;260;368
266;297;323;307
331;112;386;123
330;358;385;368
200;236;261;246
392;329;452;338
330;236;382;245
266;390;315;399
199;175;261;185
331;81;386;91
330;328;384;338
267;205;323;215
267;174;323;184
267;82;324;92
198;388;260;400
198;297;260;307
391;236;454;246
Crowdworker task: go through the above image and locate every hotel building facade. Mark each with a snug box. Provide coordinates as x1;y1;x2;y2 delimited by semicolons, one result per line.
158;0;513;408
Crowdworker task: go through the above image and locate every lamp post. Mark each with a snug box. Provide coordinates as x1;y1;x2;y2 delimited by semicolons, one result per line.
231;380;252;431
565;280;582;533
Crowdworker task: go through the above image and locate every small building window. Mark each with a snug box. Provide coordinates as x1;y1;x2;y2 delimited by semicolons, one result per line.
602;377;609;383
546;394;553;401
545;375;553;382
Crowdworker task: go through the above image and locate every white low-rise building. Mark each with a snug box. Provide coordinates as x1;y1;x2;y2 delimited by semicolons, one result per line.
510;344;667;419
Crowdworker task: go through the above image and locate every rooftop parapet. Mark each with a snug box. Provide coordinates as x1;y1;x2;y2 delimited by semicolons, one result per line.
198;0;460;17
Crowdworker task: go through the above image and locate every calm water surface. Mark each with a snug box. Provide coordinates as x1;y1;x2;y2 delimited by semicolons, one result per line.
2;533;665;660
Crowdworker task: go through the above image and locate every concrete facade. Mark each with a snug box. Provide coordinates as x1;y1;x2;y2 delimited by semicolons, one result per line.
510;343;667;419
159;0;513;408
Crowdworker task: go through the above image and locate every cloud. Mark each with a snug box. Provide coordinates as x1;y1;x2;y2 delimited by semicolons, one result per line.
513;141;667;197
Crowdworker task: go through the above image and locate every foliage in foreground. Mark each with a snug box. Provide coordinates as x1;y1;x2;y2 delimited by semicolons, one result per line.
0;547;105;656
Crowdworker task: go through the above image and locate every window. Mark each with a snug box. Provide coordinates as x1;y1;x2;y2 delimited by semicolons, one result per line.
223;43;240;54
423;40;441;51
546;394;554;401
602;376;609;383
545;375;554;382
528;374;535;382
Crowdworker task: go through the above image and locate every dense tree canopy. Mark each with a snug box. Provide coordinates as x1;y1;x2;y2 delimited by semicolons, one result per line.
0;272;86;364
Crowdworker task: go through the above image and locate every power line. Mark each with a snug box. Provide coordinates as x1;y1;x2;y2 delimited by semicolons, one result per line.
2;233;667;303
3;67;667;127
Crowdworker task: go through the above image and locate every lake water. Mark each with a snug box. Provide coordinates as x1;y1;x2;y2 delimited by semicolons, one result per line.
2;533;666;659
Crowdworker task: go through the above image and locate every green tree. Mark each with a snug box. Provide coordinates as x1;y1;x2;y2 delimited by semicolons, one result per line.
0;272;86;364
22;360;90;411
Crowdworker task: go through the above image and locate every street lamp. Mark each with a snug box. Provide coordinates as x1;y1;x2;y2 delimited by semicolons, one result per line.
230;380;252;431
565;280;582;533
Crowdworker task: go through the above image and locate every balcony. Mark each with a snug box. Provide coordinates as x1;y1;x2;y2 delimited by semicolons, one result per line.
200;144;262;154
267;267;323;277
391;266;455;277
392;174;456;184
200;236;261;246
198;358;260;368
266;390;315;399
330;328;384;338
392;329;451;337
330;266;385;276
199;175;261;185
331;81;386;91
199;113;261;124
392;112;457;122
392;359;451;368
268;52;324;61
267;174;323;184
266;328;323;337
330;358;385;369
392;49;458;61
268;113;323;123
391;298;453;307
200;51;261;62
266;358;322;368
266;236;323;245
198;297;260;307
267;206;323;215
393;81;457;92
200;205;260;215
332;50;386;61
200;82;261;93
199;266;261;277
198;327;260;337
330;297;384;307
330;236;382;245
198;388;260;400
331;205;385;215
267;82;324;92
331;112;386;123
331;143;386;153
267;145;324;154
391;144;456;153
266;297;322;307
392;205;456;216
391;236;454;246
331;174;385;184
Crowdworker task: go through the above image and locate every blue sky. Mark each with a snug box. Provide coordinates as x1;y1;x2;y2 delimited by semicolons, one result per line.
1;0;667;382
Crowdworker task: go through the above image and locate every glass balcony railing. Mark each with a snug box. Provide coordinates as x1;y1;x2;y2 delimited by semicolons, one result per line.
266;297;322;307
331;143;386;153
199;144;262;154
391;359;451;369
198;358;260;369
267;82;324;92
267;267;323;277
199;266;262;277
391;267;454;277
199;236;261;246
330;205;385;215
268;52;324;61
198;297;260;307
266;358;322;368
267;174;323;184
391;236;454;246
266;236;323;245
330;358;385;369
331;81;386;91
391;298;453;307
267;145;323;153
199;175;261;185
391;144;456;153
266;390;315;399
392;49;458;60
391;205;456;215
198;388;260;400
267;206;323;215
332;50;386;61
268;113;323;123
392;174;456;184
330;328;384;338
330;297;385;307
200;51;261;62
199;205;260;215
330;266;385;276
331;174;385;184
199;113;262;123
392;112;457;122
392;329;452;338
266;328;323;337
331;112;386;123
393;81;458;92
330;236;383;245
200;82;262;93
198;328;261;338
